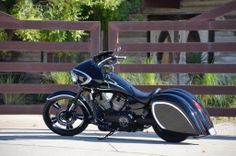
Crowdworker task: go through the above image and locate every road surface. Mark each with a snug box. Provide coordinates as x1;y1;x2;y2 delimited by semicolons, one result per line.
0;115;235;156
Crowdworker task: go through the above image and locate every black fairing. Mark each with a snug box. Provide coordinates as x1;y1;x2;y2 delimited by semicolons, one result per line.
74;59;103;81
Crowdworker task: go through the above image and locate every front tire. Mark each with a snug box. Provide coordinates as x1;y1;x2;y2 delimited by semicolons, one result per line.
43;96;89;136
153;125;188;143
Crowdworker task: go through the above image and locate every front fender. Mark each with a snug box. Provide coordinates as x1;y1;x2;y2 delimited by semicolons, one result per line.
46;90;92;116
47;90;77;101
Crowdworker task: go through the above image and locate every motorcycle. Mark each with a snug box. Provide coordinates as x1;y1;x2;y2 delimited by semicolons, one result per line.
43;51;216;142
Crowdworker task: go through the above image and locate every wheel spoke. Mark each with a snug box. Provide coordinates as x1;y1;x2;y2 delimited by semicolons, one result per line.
76;114;84;120
53;102;62;110
66;124;73;130
51;116;57;124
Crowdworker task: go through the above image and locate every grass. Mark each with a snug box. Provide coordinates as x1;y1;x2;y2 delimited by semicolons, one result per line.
0;73;26;105
197;74;236;108
211;117;236;124
46;72;72;84
119;54;158;85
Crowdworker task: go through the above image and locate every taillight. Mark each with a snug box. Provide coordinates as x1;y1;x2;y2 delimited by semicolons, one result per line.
193;99;202;112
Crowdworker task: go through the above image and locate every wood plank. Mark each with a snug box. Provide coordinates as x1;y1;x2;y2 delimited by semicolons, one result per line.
0;84;235;95
110;20;236;31
0;41;90;52
0;105;43;114
207;107;236;117
135;85;236;95
116;64;236;73
0;20;99;30
190;0;236;20
0;84;77;94
118;42;236;52
181;0;229;8
0;105;235;116
1;63;236;73
0;63;75;72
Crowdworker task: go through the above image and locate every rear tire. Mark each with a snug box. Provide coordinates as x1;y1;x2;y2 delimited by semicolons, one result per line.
153;125;188;143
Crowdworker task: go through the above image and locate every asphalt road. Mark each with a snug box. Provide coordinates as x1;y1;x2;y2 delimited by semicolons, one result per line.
0;115;236;156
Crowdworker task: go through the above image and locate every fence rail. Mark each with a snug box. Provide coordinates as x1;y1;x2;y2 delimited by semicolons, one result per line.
0;12;100;114
0;12;100;55
1;1;236;116
1;63;236;73
0;105;235;117
0;84;235;95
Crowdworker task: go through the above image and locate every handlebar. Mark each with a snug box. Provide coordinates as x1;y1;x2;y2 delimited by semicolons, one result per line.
96;52;126;68
115;55;127;60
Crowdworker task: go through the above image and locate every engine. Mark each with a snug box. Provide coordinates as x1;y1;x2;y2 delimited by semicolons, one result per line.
95;92;145;132
95;92;126;111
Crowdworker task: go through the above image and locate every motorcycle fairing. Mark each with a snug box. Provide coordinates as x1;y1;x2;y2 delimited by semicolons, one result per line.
151;93;211;136
74;59;104;82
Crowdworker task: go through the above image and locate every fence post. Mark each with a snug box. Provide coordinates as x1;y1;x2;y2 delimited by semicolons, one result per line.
108;22;119;51
90;22;101;56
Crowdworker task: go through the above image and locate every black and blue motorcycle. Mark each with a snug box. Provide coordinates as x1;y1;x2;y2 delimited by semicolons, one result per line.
43;51;216;142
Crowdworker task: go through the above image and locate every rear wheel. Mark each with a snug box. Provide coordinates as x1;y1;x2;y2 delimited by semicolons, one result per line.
153;125;188;143
43;96;89;136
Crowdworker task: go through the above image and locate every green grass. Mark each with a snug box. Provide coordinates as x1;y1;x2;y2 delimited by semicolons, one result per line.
196;73;236;108
48;72;72;84
211;117;236;124
118;54;158;85
0;73;26;105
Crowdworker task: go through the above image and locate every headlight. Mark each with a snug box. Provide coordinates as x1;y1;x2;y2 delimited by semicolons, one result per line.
102;65;114;73
70;70;78;83
71;69;92;85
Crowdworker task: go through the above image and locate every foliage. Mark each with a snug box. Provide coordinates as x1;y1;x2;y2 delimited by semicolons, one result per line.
47;72;72;85
145;54;156;85
0;73;26;104
1;0;143;42
11;0;85;42
197;74;234;107
119;55;158;85
84;0;143;31
0;29;11;59
0;29;7;41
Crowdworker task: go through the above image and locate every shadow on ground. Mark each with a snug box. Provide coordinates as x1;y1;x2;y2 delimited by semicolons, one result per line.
0;128;200;145
0;128;235;144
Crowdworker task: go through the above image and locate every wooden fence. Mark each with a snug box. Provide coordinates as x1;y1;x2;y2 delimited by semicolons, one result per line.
108;1;236;116
1;1;236;116
0;11;100;114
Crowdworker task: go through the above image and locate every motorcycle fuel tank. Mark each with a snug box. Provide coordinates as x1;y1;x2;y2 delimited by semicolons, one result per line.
105;73;134;96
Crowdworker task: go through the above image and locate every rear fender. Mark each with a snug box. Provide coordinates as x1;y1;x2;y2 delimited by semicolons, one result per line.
46;90;92;116
162;88;214;130
151;93;207;136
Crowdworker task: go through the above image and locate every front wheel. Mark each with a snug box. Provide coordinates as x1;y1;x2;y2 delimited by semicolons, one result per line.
153;125;188;143
43;96;89;136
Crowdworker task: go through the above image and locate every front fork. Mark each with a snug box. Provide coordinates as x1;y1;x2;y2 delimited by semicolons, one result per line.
65;88;83;117
65;87;98;122
66;87;104;125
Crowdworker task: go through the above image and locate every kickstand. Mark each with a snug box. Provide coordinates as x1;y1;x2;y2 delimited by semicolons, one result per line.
97;131;115;140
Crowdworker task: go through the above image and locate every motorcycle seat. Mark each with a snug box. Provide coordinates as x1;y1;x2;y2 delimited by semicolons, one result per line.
131;86;161;103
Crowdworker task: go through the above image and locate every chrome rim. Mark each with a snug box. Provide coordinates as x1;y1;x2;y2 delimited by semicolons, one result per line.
48;98;85;131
